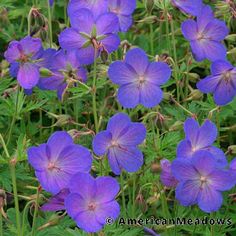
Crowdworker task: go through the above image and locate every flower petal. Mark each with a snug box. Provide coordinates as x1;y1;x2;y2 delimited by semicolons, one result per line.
96;201;120;224
203;41;227;62
197;75;221;93
107;113;130;139
209;170;235;191
96;13;119;35
181;19;198;40
206;146;228;168
47;131;74;160
176;139;194;159
92;130;112;156
140;83;163;108
196;120;217;148
69;8;94;33
184;118;199;145
69;172;96;198
190;40;205;62
197;187;223;213
101;34;120;53
77;46;96;65
4;41;21;62
95;177;120;203
59;28;86;50
108;61;137;85
108;146;143;174
20;36;42;55
197;5;214;30
117;14;133;32
118;123;146;146
175;180;200;206
27;144;49;171
211;60;233;75
171;158;197;181
117;83;140;108
214;80;236;106
57;145;92;173
125;48;149;75
17;63;39;89
145;62;171;85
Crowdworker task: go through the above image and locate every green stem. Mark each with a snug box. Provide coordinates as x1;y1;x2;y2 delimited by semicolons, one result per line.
170;18;180;102
6;86;20;146
47;0;53;47
31;187;40;236
120;172;126;217
132;176;136;217
92;52;99;134
150;24;154;55
21;200;34;236
0;134;21;236
163;2;170;52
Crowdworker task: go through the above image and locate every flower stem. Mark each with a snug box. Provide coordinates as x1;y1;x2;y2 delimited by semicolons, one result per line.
0;212;2;236
120;172;126;217
0;134;21;236
47;0;53;47
6;86;20;146
31;186;40;236
150;24;154;55
21;200;34;236
92;52;99;134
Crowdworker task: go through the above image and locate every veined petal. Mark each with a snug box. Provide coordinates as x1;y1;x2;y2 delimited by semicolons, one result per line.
184;118;199;145
211;60;233;75
4;41;21;63
197;75;221;93
96;13;119;35
181;20;198;40
101;34;120;53
176;139;193;159
17;63;39;89
92;130;112;156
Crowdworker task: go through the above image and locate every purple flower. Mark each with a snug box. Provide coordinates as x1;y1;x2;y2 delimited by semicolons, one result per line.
144;227;160;236
108;0;136;32
49;0;54;6
197;60;236;106
38;49;87;100
229;158;236;183
4;36;42;89
28;131;92;194
181;5;229;62
93;113;146;175
172;151;234;213
108;48;171;108
68;0;108;20
41;188;70;211
65;172;120;233
171;0;203;16
160;159;178;188
177;118;227;167
59;9;120;65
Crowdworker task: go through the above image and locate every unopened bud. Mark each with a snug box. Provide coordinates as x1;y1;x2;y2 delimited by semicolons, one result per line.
135;193;147;213
101;49;108;63
54;115;72;127
150;162;161;173
145;0;155;14
138;15;157;24
169;120;183;131
228;145;236;155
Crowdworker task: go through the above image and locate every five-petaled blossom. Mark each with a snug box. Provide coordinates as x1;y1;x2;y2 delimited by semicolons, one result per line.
177;118;227;167
93;113;146;175
4;36;43;89
160;159;178;188
172;151;234;213
181;5;229;62
108;48;171;108
28;131;92;194
38;49;87;100
59;9;120;65
108;0;136;32
65;172;120;233
171;0;203;16
197;60;236;106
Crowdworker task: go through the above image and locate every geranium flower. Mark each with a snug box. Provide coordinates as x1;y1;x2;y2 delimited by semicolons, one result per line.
108;48;171;108
28;131;92;194
108;0;136;32
172;151;234;213
171;0;203;16
68;0;108;19
59;9;120;65
93;113;146;175
160;159;178;188
177;118;227;167
38;49;87;100
4;36;43;89
197;60;236;106
65;172;120;233
181;5;229;62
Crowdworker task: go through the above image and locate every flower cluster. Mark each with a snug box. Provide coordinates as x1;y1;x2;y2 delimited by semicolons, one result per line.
28;131;120;232
160;118;235;213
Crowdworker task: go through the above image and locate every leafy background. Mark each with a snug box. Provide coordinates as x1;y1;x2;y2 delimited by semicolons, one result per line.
0;0;236;235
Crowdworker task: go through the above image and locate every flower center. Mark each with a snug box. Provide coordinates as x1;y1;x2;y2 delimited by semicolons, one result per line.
47;162;60;172
200;176;207;183
88;202;97;211
223;71;232;82
110;140;118;147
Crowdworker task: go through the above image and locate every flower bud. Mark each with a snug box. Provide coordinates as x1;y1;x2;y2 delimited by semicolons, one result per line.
228;145;236;155
145;0;155;14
